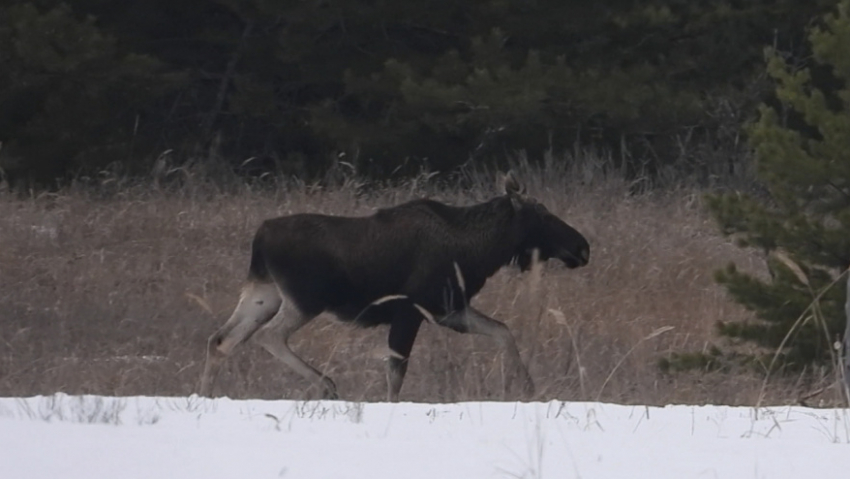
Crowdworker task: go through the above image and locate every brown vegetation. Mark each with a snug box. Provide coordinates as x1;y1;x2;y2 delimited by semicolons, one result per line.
0;168;815;405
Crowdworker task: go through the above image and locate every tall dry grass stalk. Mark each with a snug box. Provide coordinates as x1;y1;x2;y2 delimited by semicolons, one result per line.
755;253;850;408
0;165;812;405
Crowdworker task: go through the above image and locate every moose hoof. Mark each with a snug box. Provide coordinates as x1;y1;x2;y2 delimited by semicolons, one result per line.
321;377;339;400
324;390;340;400
512;370;535;400
522;379;536;399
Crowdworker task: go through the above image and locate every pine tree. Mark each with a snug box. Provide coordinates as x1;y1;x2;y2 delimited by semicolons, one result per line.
701;0;850;371
0;2;180;186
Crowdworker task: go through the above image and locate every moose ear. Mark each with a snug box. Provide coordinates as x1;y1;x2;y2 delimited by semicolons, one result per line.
503;171;525;211
503;170;525;195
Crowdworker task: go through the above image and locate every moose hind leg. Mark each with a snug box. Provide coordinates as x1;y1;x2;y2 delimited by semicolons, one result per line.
253;300;337;399
199;282;283;396
386;315;423;403
438;307;535;399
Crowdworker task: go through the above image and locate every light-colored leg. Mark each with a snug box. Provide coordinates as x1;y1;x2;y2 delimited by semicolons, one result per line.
199;282;282;396
437;307;535;398
252;300;338;399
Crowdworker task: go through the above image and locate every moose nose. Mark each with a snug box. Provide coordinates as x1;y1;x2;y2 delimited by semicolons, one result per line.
579;247;590;265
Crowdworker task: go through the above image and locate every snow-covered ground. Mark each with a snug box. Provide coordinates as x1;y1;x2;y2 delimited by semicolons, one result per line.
1;394;848;479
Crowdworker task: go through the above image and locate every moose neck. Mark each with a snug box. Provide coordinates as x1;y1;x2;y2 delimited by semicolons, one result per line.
448;197;524;293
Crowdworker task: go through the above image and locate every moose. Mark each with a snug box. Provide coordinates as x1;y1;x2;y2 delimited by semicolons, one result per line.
198;172;590;402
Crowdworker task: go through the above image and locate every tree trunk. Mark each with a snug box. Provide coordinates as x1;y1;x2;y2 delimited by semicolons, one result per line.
200;20;254;146
843;269;850;402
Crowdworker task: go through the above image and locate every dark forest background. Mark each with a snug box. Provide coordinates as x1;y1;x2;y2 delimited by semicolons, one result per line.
0;0;841;187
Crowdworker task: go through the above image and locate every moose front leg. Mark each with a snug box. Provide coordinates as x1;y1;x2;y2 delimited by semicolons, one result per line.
386;315;423;402
438;307;535;399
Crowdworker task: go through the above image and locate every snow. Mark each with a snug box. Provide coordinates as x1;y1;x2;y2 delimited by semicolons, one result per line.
1;394;849;479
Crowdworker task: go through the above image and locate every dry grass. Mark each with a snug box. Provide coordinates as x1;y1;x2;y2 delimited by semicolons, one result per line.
0;168;817;405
